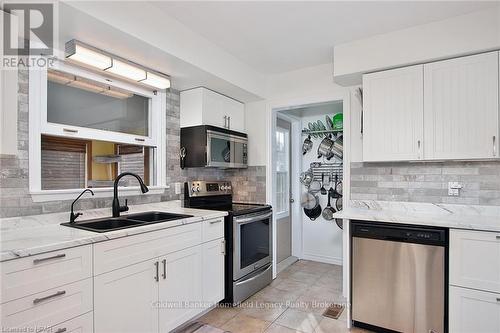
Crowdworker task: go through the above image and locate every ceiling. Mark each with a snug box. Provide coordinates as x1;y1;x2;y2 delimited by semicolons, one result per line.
153;1;498;74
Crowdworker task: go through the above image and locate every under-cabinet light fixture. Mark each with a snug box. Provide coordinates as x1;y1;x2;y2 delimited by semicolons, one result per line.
65;39;171;90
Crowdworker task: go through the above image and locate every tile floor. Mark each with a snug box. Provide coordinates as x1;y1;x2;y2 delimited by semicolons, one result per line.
197;260;371;333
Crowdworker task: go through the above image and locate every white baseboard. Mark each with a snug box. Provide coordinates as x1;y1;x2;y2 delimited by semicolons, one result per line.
277;256;298;273
301;253;343;266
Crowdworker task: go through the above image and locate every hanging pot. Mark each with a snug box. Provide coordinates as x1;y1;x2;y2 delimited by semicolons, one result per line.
304;203;322;221
331;135;343;159
335;197;343;211
317;135;335;160
308;180;322;193
300;169;314;186
322;188;336;220
302;135;313;155
301;192;318;210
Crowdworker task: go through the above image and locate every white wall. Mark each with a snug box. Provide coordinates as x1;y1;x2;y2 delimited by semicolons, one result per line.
245;100;268;166
334;8;500;85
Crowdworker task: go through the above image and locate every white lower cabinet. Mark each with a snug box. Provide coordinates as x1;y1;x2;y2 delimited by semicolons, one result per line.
450;229;500;294
93;220;225;333
159;246;203;333
202;239;225;307
94;260;159;333
449;229;500;332
449;286;500;333
49;311;94;333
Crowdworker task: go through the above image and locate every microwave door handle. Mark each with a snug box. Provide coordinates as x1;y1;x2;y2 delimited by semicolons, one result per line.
235;212;273;225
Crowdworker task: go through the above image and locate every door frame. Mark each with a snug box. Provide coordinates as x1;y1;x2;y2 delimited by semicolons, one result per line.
275;113;299;265
267;90;351;281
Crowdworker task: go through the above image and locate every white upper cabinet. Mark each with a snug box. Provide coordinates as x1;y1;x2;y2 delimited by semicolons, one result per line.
362;51;500;162
362;65;424;161
180;87;245;132
424;52;499;160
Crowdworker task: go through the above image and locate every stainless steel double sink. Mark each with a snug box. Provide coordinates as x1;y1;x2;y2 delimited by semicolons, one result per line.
61;211;194;233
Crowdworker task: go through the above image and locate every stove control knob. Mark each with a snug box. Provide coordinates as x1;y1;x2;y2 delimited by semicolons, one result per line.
191;186;196;193
220;185;226;191
196;186;200;192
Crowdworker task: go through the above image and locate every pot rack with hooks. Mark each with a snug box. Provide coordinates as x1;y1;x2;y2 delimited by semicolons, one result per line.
301;129;343;137
309;162;343;181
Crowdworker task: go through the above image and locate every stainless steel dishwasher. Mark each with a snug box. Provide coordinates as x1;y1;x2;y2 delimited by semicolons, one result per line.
351;221;448;333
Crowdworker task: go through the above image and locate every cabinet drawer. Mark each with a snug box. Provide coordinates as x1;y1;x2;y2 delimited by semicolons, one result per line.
49;311;93;333
450;229;500;293
94;223;202;275
0;278;93;331
203;217;224;242
449;286;500;333
1;245;92;303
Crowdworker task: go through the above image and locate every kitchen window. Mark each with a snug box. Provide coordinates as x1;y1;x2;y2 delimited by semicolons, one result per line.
29;60;166;201
275;127;290;215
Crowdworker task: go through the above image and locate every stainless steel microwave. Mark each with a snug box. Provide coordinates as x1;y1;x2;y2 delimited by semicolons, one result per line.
180;125;248;169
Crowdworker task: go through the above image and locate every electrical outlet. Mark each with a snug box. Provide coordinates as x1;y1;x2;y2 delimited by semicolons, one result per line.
175;182;182;195
448;182;462;196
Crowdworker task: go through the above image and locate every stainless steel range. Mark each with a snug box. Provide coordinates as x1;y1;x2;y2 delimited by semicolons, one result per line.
184;181;273;305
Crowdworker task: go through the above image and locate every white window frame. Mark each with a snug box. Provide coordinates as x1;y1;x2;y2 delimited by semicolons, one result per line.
29;59;167;202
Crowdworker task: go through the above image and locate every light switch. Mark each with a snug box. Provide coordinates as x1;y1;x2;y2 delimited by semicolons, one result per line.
448;182;462;196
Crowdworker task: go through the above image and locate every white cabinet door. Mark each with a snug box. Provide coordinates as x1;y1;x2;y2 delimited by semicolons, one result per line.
449;286;500;333
94;260;159;333
202;88;227;129
424;52;499;160
181;87;245;131
362;65;424;161
202;239;225;307
159;246;203;333
450;229;500;294
223;97;245;132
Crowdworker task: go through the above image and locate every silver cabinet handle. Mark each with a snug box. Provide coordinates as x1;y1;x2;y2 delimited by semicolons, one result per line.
235;211;273;225
496;235;500;240
417;140;421;159
135;137;145;142
33;290;66;304
63;128;78;133
227;116;231;129
54;328;67;333
497;298;500;302
223;115;228;128
154;261;159;282
221;239;226;255
162;259;166;280
209;219;222;224
493;136;497;157
33;253;66;264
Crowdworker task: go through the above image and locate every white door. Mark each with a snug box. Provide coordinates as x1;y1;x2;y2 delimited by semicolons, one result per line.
450;229;500;294
362;65;424;161
449;286;500;333
275;118;292;264
424;51;499;159
202;239;225;306
94;260;159;333
159;246;203;333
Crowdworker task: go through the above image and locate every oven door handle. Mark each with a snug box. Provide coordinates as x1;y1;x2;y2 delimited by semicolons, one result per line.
235;211;273;225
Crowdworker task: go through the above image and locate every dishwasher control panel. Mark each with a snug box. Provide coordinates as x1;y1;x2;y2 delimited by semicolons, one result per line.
352;221;448;246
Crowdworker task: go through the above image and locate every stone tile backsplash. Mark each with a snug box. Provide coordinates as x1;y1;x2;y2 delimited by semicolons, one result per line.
0;67;266;218
351;161;500;205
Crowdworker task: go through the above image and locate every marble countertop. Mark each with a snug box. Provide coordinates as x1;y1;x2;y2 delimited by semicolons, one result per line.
0;200;227;262
333;200;500;233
